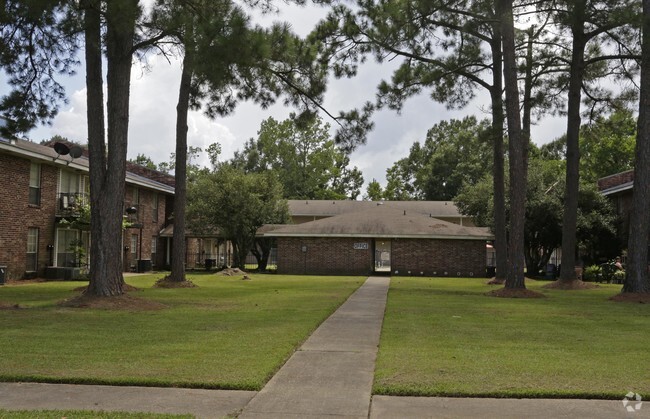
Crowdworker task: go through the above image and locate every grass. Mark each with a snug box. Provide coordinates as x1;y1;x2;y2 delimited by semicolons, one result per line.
374;277;650;399
0;409;192;418
0;273;363;390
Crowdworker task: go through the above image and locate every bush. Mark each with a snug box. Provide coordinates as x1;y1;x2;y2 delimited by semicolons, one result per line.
583;265;601;282
613;269;626;284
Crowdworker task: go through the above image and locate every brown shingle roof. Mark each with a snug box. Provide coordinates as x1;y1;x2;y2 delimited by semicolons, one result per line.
267;206;492;240
287;199;465;218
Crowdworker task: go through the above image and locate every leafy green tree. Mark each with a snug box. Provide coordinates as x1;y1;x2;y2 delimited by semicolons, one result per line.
456;157;617;276
538;109;636;182
363;178;384;201
383;116;492;201
232;115;364;200
313;0;511;280
0;0;79;134
580;110;636;182
150;0;360;282
548;0;641;283
187;165;289;269
129;153;158;170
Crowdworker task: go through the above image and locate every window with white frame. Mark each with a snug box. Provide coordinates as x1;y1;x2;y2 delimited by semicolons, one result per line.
56;228;78;267
131;234;138;255
29;163;41;205
152;193;158;222
26;228;38;271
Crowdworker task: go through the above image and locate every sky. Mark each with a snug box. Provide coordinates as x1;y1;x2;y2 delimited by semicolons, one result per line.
11;2;567;191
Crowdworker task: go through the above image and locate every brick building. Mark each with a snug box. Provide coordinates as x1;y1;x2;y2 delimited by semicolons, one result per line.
0;137;174;281
267;206;492;277
598;170;634;247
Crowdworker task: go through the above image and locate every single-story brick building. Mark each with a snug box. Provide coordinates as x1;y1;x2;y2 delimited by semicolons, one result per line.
265;206;493;277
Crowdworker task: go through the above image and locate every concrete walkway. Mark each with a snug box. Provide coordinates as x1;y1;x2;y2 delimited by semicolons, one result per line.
238;276;390;419
0;382;256;418
369;395;632;418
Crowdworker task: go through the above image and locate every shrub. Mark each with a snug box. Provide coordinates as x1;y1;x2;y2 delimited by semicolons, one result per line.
583;265;601;282
613;269;626;284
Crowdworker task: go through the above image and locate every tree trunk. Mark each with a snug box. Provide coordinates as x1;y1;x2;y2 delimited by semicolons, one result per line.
252;238;272;271
499;0;527;289
623;0;650;294
559;1;586;282
489;30;507;283
169;52;193;282
522;26;534;142
83;0;113;296
84;0;138;296
232;239;249;270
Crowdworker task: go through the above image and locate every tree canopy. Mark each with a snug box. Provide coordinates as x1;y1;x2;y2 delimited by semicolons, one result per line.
187;165;289;269
231;114;364;200
383;116;492;201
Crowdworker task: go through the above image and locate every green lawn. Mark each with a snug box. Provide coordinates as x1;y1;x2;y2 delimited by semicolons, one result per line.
374;277;650;399
0;273;363;390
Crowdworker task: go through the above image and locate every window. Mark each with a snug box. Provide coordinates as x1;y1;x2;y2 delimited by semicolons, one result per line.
29;163;41;205
151;237;157;265
26;228;38;271
59;170;80;193
56;229;78;267
131;234;138;255
152;193;158;222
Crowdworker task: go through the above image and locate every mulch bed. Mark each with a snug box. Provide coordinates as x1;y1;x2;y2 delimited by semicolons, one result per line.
609;292;650;303
73;283;141;292
153;277;197;288
215;268;247;276
487;277;538;285
541;280;599;290
486;287;546;298
4;278;47;286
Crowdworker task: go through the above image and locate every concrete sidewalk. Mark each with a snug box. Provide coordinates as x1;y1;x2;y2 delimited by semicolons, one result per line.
370;395;634;418
0;382;255;418
238;276;390;419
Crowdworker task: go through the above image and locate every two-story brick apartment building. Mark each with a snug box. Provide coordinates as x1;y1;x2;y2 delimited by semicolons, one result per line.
0;136;175;281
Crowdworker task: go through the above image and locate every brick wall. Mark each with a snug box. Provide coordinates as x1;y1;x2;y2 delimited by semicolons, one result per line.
0;150;172;279
392;238;485;278
122;185;169;271
277;237;486;277
277;237;374;275
0;154;57;280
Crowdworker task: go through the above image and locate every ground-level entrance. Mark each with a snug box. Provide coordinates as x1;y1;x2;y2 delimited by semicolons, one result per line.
374;240;391;273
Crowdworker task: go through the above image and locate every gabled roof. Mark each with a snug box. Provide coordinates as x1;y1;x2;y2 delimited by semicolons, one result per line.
0;137;175;194
267;206;492;240
287;199;466;218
